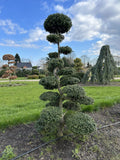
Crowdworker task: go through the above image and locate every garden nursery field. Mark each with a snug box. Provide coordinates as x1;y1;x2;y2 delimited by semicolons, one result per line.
0;80;120;129
0;80;120;160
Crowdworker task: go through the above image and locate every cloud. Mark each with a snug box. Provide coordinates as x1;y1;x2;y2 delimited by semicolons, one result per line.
0;39;40;48
54;5;65;13
61;0;120;56
25;27;47;43
0;19;27;35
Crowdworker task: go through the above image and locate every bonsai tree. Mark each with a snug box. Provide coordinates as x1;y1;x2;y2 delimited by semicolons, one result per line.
82;45;117;84
2;54;17;82
37;13;96;137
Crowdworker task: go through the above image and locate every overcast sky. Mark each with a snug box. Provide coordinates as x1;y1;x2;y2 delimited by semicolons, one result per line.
0;0;120;65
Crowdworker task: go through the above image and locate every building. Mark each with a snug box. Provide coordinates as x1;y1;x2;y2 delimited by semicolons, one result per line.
16;62;32;70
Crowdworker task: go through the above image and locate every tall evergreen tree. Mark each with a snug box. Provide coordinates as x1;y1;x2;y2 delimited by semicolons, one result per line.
82;45;117;84
15;53;21;65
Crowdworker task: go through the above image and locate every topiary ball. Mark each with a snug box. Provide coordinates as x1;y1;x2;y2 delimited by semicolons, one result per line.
36;107;62;135
65;112;96;135
39;76;58;89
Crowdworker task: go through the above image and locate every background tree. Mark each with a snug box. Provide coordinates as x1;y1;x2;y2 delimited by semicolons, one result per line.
74;58;83;72
37;13;96;137
15;53;21;65
2;54;17;82
82;45;117;84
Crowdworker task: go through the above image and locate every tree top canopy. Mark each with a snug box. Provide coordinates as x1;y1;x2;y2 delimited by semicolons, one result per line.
3;54;15;60
44;13;72;34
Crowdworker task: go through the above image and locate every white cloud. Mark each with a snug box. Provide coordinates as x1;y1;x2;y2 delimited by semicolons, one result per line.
0;19;27;35
54;5;65;13
61;0;120;56
25;27;47;43
0;39;40;48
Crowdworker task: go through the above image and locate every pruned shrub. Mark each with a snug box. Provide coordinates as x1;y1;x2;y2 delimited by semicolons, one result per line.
39;74;45;79
72;72;84;81
65;112;96;135
40;91;60;102
60;76;80;86
78;96;94;105
58;67;76;75
62;84;85;101
36;107;62;135
48;52;58;58
48;58;64;72
39;76;58;89
63;101;80;110
27;75;39;79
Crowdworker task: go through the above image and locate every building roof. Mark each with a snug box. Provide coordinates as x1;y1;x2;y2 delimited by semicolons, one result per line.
16;62;32;68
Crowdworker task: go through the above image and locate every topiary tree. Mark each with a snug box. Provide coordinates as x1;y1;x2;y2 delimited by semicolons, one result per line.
2;54;17;82
37;13;96;137
82;45;117;84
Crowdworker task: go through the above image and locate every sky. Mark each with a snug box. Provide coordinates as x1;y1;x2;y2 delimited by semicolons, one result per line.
0;0;120;65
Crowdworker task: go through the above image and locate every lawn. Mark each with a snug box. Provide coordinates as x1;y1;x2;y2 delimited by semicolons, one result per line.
0;81;120;129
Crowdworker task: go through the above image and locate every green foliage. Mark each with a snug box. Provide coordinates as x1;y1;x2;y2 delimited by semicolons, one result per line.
72;72;85;81
74;58;83;71
32;68;39;75
16;69;32;77
36;107;62;135
0;69;5;77
58;67;76;75
66;112;96;135
44;13;72;34
60;76;80;86
62;57;74;67
15;53;21;65
48;58;64;72
83;45;117;84
78;96;94;105
63;101;80;110
59;46;72;55
39;76;58;89
48;52;58;59
40;91;60;107
63;84;85;101
0;145;16;160
39;74;45;79
47;34;64;44
27;75;39;79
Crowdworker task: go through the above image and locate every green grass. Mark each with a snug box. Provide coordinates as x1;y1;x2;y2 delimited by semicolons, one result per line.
0;81;120;129
81;86;120;112
0;81;46;129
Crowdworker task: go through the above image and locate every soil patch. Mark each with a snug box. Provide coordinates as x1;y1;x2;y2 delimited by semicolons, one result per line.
0;104;120;160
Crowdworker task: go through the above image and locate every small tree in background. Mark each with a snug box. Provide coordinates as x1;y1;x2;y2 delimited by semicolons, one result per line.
74;58;83;72
2;54;17;82
37;13;96;137
82;45;117;84
15;53;21;65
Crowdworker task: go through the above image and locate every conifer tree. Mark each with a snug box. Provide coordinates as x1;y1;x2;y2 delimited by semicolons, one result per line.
36;13;96;137
82;45;117;84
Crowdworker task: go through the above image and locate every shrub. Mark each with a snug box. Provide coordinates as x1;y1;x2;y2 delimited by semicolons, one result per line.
27;75;39;79
60;76;80;86
36;107;62;135
63;101;80;110
39;76;58;89
39;74;45;79
0;70;5;77
72;72;84;81
62;84;85;101
65;112;96;135
48;58;64;72
48;52;58;59
58;67;76;75
9;75;17;80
